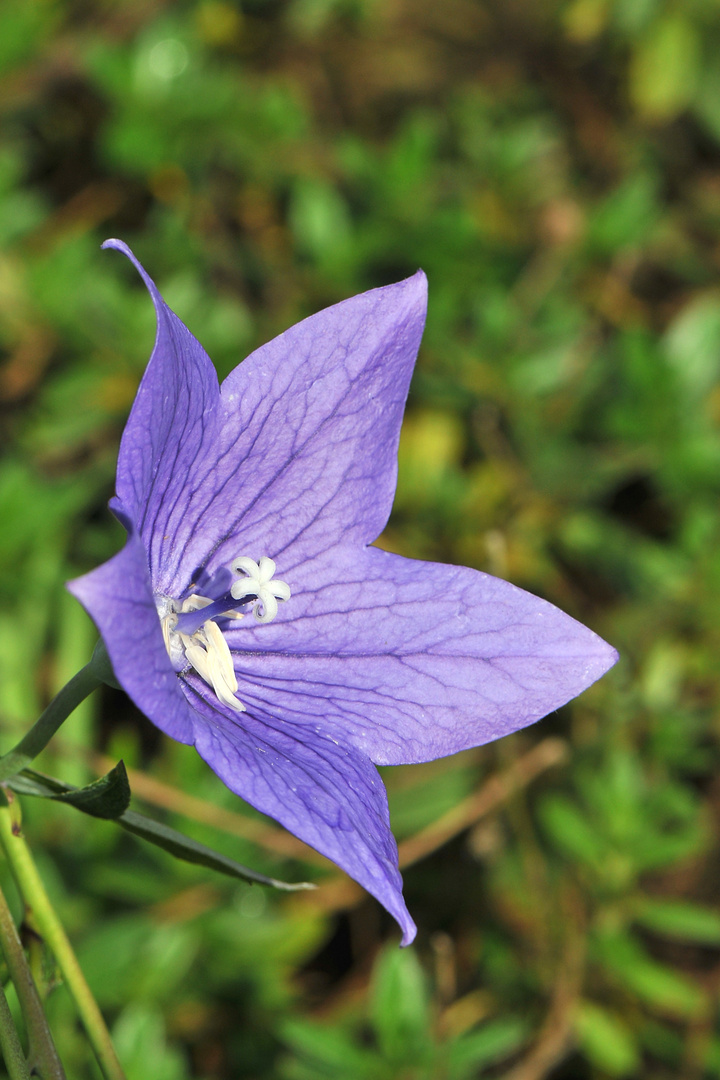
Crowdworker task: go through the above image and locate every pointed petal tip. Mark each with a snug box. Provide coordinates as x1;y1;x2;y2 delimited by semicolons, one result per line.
409;266;427;288
401;267;428;308
101;237;131;255
591;630;620;672
601;643;620;677
102;238;159;300
574;635;618;700
399;917;418;947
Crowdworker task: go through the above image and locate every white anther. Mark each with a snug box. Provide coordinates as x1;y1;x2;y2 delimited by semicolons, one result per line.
157;555;290;712
230;556;291;624
180;619;245;713
161;593;245;712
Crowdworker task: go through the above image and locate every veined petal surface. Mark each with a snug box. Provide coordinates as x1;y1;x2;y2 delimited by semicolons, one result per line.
68;241;618;944
184;679;416;944
68;514;196;746
104;239;427;598
223;545;618;765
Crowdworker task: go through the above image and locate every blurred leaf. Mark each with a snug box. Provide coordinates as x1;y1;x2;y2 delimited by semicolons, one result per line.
280;1018;377;1079
629;14;700;120
369;946;430;1064
586;172;659;253
563;0;610;44
663;292;720;398
112;1003;189;1080
538;792;608;870
0;0;60;75
447;1017;528;1079
612;0;661;37
594;929;708;1018
575;1000;639;1076
702;1036;720;1077
632;897;720;945
289;178;353;267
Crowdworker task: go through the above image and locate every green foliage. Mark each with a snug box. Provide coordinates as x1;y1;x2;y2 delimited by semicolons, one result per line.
12;760;132;819
1;0;720;1076
575;1000;640;1077
280;945;528;1079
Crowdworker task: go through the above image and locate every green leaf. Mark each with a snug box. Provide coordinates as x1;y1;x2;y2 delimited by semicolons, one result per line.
370;946;430;1064
117;809;314;891
280;1017;377;1078
537;793;607;869
55;760;131;819
447;1017;528;1079
629;14;700;121
575;1001;639;1077
9;768;314;891
9;761;130;819
633;898;720;945
594;930;708;1019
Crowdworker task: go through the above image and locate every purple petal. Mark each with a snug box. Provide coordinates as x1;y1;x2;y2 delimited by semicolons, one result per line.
68;517;417;942
102;241;222;592
203;270;426;579
104;241;427;597
184;678;416;944
67;511;197;746
221;546;618;765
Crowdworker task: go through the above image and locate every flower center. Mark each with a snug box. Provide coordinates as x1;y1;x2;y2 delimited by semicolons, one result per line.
159;556;291;712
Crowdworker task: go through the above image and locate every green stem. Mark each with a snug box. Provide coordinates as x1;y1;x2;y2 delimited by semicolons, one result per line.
0;664;101;783
0;804;126;1080
0;981;31;1080
0;871;64;1079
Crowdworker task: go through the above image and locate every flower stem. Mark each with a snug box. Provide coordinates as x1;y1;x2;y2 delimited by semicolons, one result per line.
0;981;31;1080
0;664;102;783
0;868;65;1079
0;803;126;1080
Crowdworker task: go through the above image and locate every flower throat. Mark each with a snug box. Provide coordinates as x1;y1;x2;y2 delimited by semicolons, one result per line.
160;556;291;712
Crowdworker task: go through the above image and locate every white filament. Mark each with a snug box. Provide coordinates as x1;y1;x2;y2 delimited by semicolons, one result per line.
159;555;290;712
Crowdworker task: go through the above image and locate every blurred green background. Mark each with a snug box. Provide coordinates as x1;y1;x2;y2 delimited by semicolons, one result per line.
2;0;720;1076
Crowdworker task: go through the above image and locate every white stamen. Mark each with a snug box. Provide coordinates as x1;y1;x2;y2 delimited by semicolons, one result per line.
161;593;246;713
180;619;244;713
158;555;290;712
230;556;292;624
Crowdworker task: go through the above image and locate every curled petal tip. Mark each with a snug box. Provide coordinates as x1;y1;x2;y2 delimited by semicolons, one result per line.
399;919;417;948
102;237;132;256
102;238;161;304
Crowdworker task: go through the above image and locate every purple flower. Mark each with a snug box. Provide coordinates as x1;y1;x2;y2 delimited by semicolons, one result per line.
69;240;617;944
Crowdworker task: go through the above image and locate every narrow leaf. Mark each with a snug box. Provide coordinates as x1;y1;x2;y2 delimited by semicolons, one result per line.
575;1001;639;1077
8;762;130;819
9;767;314;892
633;897;720;945
117;809;315;890
55;760;131;819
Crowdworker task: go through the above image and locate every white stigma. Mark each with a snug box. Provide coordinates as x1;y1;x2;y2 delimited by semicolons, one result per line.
230;556;292;624
159;555;291;713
